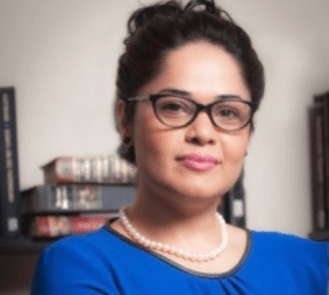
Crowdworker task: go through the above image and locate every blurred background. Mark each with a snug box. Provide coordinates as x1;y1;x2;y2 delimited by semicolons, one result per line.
0;0;328;293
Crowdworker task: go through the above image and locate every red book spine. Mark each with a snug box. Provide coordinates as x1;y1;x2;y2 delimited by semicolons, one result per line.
30;215;110;237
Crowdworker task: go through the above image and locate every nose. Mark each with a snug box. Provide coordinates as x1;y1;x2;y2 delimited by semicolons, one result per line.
185;110;217;145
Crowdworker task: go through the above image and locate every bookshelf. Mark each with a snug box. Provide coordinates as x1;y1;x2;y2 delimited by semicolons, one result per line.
309;230;329;241
0;236;54;252
0;183;137;252
308;94;329;242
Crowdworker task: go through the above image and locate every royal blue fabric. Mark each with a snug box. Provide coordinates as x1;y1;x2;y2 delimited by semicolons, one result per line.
30;225;328;295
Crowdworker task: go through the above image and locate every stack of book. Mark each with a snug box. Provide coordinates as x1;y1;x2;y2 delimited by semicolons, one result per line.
21;156;137;238
309;92;329;237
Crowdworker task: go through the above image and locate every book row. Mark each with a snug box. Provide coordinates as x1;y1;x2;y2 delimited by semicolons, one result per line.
26;213;118;238
21;184;136;214
42;156;137;184
309;91;329;231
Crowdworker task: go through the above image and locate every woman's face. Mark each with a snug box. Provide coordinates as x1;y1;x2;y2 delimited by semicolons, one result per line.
129;42;251;202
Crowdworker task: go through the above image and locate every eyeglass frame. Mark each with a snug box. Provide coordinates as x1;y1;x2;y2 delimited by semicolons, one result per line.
127;93;258;132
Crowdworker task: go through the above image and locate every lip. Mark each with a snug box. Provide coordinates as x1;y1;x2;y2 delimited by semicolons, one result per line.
178;153;218;171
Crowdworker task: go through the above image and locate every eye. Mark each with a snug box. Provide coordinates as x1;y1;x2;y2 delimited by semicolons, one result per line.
161;102;184;112
214;106;240;120
156;97;194;116
212;101;249;123
218;108;239;119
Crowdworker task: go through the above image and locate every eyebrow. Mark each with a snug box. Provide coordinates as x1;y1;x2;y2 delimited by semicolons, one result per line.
158;88;243;101
158;88;190;97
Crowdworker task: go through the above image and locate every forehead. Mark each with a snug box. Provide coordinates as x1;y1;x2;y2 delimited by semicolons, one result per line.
139;41;251;102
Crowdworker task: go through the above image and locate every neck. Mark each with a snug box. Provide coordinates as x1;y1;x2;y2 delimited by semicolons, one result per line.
127;181;224;248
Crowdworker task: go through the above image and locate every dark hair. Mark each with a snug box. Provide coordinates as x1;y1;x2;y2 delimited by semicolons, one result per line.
115;0;265;165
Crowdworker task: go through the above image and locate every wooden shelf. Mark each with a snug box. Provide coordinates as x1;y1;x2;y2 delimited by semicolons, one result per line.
309;230;329;241
0;236;56;252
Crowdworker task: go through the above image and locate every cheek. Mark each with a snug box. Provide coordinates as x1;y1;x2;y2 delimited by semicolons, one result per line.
222;130;249;163
133;105;177;164
133;108;153;163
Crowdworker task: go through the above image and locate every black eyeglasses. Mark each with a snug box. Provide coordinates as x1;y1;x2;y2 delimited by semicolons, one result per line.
127;94;258;132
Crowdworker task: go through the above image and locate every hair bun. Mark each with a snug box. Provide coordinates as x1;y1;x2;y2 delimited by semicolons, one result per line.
185;0;217;13
128;1;182;35
185;0;234;23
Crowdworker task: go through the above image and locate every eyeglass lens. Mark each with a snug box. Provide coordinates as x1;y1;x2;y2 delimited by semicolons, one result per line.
155;96;252;130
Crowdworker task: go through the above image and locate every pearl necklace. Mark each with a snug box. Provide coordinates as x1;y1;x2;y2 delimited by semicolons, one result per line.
119;207;229;262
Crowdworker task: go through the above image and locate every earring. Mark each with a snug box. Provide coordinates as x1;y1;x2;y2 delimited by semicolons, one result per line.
123;136;131;146
119;136;132;156
245;151;248;157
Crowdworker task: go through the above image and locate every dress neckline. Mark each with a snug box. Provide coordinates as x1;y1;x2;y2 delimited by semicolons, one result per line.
104;218;253;279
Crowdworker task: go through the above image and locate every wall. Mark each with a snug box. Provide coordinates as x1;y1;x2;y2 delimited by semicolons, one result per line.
222;0;329;235
1;0;329;235
0;0;328;293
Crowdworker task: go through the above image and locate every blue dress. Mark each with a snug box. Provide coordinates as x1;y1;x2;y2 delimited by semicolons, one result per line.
30;223;328;295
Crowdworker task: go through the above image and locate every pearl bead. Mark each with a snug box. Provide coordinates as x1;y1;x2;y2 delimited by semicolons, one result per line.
163;244;170;252
144;240;151;247
139;236;145;243
150;241;156;248
176;249;185;257
171;249;177;255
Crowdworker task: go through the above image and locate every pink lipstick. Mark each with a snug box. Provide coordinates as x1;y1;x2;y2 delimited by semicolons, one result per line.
179;153;218;171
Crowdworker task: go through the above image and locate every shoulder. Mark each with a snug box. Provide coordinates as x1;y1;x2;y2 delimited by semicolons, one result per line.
249;229;327;275
31;226;122;295
250;229;327;250
39;226;112;264
45;221;139;254
44;225;114;252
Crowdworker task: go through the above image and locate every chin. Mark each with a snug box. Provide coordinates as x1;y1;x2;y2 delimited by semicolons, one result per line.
166;175;228;201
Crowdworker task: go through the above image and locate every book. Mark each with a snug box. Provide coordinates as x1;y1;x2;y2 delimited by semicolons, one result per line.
0;87;21;237
313;93;329;229
21;184;136;215
224;171;246;227
42;156;137;184
28;213;117;238
308;105;327;230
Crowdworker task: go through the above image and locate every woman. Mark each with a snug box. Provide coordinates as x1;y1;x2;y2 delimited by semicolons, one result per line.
31;0;327;294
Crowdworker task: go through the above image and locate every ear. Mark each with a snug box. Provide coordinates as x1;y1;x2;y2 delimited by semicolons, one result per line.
116;100;132;140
